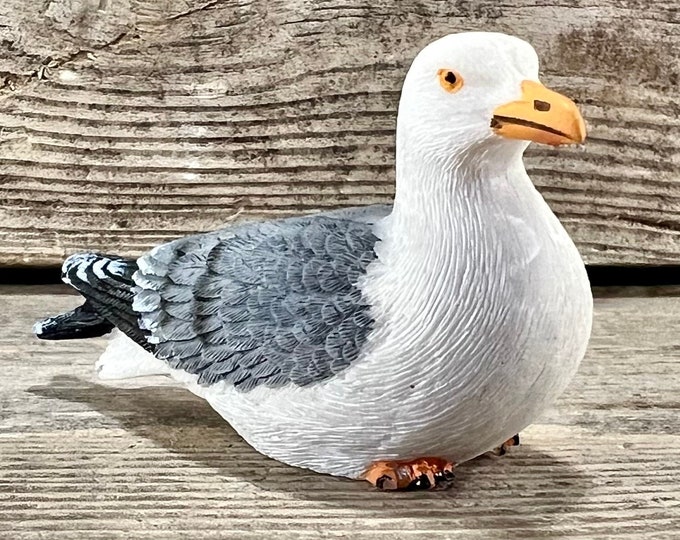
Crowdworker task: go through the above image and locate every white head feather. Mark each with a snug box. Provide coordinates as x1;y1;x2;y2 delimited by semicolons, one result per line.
396;32;541;171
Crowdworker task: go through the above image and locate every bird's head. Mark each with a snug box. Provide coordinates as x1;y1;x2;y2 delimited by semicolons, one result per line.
397;32;586;169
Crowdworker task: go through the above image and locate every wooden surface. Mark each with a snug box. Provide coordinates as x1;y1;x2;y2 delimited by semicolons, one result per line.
0;0;679;267
1;286;679;539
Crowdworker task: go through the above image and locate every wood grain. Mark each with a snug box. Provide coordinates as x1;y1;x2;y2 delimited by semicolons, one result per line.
1;286;680;538
1;0;679;266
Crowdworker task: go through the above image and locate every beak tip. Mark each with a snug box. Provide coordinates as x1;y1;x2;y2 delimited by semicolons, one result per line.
573;119;587;144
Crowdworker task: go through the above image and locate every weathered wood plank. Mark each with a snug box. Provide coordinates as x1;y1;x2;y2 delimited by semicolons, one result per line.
1;0;679;266
1;286;679;538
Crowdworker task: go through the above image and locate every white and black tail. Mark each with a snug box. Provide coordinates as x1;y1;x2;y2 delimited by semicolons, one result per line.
34;253;154;353
32;300;114;340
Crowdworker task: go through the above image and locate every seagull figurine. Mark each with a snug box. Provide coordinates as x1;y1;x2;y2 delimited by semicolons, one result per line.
35;31;592;491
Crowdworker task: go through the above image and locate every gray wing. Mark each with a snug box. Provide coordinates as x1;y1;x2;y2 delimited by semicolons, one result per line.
133;211;383;391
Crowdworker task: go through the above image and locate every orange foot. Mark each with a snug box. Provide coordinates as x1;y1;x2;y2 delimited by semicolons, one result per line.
362;457;455;491
493;433;521;456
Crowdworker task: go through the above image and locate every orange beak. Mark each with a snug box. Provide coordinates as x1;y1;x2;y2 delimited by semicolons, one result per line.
491;80;586;146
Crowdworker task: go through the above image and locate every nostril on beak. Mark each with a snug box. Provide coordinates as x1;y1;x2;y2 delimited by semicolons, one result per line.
533;100;551;112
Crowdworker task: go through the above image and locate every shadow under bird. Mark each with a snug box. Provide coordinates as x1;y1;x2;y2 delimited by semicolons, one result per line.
35;32;592;491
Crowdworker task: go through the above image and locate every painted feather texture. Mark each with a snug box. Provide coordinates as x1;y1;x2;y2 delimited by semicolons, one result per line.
133;214;381;391
61;253;152;350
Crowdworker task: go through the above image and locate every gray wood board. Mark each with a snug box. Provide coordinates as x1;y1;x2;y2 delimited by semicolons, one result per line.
1;286;679;538
0;0;679;266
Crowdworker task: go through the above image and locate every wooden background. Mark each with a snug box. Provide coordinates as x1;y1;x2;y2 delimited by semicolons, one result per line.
1;0;679;267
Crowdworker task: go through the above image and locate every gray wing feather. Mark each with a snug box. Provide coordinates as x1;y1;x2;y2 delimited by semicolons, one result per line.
134;208;383;391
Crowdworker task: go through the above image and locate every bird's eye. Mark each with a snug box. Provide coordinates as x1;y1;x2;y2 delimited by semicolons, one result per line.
438;69;464;93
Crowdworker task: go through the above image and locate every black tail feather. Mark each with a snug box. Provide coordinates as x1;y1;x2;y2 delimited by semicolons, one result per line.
35;253;154;352
34;301;115;340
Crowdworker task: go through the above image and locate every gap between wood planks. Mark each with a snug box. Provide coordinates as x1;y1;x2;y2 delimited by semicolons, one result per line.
1;265;680;288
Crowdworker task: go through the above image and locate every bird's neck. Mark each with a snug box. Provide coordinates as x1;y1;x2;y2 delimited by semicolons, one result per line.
366;139;561;336
385;141;531;240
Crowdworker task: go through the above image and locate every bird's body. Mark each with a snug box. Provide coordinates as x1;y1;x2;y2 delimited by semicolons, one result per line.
36;32;593;488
